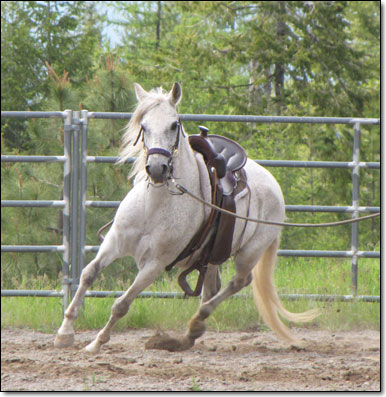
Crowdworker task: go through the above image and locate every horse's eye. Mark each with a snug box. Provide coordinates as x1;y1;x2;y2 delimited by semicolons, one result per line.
171;121;178;131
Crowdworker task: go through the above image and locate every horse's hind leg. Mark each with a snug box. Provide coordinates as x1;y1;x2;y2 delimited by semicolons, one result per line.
54;232;119;348
202;265;221;303
182;268;253;350
147;256;258;352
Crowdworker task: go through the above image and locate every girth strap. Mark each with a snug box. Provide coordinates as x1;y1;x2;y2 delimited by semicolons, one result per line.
177;244;211;297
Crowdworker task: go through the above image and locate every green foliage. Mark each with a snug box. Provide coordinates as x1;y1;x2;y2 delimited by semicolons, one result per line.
1;258;380;333
1;1;103;149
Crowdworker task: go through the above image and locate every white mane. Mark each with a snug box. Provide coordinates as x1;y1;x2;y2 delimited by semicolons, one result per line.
117;87;171;179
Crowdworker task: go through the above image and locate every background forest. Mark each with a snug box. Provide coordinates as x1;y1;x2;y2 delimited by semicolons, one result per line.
1;1;380;291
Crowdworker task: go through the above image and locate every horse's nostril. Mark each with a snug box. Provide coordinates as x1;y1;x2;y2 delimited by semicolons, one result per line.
146;162;169;183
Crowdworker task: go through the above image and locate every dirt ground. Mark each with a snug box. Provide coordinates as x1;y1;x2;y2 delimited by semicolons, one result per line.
1;327;380;391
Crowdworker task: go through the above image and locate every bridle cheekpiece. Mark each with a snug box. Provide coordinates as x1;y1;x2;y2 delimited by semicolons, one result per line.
133;118;185;184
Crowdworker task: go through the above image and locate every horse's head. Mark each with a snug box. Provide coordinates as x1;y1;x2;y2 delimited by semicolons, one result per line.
134;82;183;184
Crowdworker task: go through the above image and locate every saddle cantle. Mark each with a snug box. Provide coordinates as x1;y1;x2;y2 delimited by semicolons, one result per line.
166;126;248;296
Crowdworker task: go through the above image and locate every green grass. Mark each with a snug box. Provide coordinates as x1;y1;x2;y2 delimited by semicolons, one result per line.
1;258;380;334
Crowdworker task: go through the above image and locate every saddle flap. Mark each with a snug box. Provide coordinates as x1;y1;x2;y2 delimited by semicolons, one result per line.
209;194;236;265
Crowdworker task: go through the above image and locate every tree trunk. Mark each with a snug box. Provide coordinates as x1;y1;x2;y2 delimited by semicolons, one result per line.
156;1;162;50
46;1;52;65
274;2;286;115
248;60;272;111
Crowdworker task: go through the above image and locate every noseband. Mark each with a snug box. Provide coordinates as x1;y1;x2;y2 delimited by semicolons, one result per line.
133;118;185;165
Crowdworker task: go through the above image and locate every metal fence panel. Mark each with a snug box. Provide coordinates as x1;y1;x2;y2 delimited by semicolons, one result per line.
1;111;380;309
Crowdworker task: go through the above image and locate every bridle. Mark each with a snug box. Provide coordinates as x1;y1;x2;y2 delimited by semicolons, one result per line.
133;118;186;174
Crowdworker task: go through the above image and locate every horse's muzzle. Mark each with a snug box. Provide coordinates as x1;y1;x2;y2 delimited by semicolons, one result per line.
146;150;171;184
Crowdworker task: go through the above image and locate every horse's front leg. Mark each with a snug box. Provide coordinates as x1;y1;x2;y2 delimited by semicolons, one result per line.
84;261;164;354
54;233;119;348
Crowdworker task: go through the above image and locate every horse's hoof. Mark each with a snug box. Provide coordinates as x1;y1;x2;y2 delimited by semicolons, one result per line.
145;332;193;352
290;340;305;351
54;333;74;348
84;340;101;355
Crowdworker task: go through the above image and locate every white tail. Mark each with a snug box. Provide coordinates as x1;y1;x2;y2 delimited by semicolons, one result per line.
252;239;320;342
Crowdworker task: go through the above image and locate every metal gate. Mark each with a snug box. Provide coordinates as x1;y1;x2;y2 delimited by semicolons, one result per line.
1;111;380;311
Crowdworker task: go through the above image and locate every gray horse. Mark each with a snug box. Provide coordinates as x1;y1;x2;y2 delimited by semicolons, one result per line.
55;82;318;354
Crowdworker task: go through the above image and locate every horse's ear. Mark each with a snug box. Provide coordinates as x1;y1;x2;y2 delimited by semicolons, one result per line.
134;83;149;102
168;82;182;106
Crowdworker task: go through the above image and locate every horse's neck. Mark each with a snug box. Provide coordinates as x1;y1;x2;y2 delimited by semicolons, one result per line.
172;136;201;190
144;136;204;228
137;136;205;261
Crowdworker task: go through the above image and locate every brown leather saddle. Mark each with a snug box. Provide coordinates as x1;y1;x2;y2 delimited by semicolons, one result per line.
166;126;247;296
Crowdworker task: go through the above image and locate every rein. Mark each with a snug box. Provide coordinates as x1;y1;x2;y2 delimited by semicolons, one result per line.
171;180;380;228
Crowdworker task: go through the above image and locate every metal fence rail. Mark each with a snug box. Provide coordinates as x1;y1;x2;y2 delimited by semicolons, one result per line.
0;289;379;302
1;110;72;312
1;111;380;308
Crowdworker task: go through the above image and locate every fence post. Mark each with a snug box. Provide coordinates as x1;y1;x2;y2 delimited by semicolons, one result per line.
70;111;81;299
351;122;361;295
79;110;89;275
62;110;72;313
